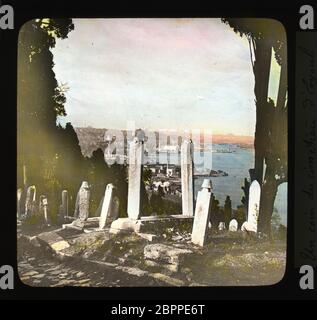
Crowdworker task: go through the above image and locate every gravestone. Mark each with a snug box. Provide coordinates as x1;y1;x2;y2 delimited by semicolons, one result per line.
218;222;225;231
191;179;213;246
60;190;68;218
127;135;144;220
74;181;90;221
17;188;22;217
42;196;49;225
39;195;45;214
229;219;238;231
39;195;49;225
245;180;261;233
181;140;194;216
99;183;119;229
25;185;36;216
241;221;249;232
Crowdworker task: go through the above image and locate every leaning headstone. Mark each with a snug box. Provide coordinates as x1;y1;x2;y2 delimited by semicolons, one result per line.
74;181;90;221
229;219;238;231
127;135;144;220
99;183;115;229
191;179;213;246
245;180;261;233
25;185;36;216
17;188;22;217
181;140;194;216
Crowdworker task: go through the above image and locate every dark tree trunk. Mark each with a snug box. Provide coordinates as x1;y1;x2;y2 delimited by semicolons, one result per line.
276;59;287;109
221;19;288;237
258;58;288;236
258;174;278;236
252;39;272;183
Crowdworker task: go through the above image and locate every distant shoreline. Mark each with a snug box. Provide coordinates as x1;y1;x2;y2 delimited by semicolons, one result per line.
74;127;254;152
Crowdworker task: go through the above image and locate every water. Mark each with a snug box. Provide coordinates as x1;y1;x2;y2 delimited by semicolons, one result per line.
153;146;287;226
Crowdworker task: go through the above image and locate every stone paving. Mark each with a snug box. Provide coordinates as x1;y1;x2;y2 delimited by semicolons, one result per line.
17;235;185;287
18;248;169;287
17;224;287;287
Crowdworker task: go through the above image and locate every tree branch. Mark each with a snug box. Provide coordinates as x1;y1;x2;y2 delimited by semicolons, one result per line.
248;36;255;71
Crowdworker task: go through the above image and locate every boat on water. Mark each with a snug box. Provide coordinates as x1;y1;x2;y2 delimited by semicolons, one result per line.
194;169;228;178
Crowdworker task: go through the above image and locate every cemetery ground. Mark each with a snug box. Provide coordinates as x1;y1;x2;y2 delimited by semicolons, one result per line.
17;138;287;287
17;223;286;287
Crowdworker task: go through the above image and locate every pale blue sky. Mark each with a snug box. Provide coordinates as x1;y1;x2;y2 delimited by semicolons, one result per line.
52;18;258;136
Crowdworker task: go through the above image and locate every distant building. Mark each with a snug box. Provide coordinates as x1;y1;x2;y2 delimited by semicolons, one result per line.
144;164;181;178
158;145;180;153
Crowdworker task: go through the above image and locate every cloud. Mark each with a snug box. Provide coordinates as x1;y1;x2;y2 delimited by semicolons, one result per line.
52;18;256;135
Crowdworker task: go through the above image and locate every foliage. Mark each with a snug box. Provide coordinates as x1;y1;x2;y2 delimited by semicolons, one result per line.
210;194;221;227
143;168;152;186
241;178;250;209
222;18;288;235
224;195;232;229
17;19;128;222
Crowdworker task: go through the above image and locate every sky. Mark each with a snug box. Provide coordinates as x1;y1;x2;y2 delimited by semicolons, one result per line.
51;18;278;136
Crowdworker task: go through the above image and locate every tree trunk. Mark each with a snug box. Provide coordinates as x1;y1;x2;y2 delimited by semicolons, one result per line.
252;39;272;183
258;58;287;237
276;60;287;109
258;173;278;236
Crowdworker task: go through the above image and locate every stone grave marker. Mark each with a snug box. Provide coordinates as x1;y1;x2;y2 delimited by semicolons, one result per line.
191;179;213;246
60;190;68;218
39;195;45;214
246;180;261;233
25;185;36;216
99;183;116;229
127;135;144;220
42;196;49;225
74;181;90;221
229;219;238;231
218;222;226;231
17;188;22;217
181;140;194;216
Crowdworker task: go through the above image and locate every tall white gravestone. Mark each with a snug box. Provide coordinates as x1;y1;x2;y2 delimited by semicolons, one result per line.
25;185;36;216
191;179;213;246
245;180;261;233
181;140;194;216
74;181;90;221
17;188;22;217
127;136;144;220
42;196;49;225
61;190;68;218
